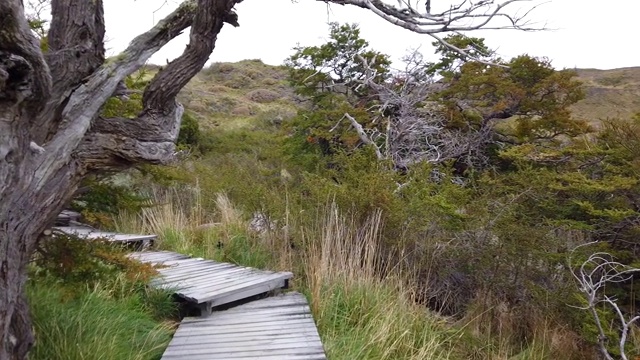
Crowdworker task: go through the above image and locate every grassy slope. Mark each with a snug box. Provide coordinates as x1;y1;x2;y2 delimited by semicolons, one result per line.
177;59;298;131
177;60;640;128
571;67;640;124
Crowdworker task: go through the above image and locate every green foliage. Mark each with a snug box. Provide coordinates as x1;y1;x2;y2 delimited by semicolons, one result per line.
429;34;493;77
27;278;173;360
34;234;158;286
285;23;392;159
177;111;202;150
100;70;150;119
29;227;178;359
73;175;149;227
493;138;640;245
435;51;589;143
315;281;452;360
286;22;391;103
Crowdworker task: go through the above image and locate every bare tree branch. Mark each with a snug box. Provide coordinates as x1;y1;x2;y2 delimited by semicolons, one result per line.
569;245;640;360
323;0;546;64
341;51;493;170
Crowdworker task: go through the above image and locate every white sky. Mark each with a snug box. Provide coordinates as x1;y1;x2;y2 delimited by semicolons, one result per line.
104;0;640;70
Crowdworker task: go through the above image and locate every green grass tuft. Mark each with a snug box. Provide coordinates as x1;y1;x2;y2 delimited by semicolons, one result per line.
28;278;174;360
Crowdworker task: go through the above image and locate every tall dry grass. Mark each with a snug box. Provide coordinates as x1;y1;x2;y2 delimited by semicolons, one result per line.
297;202;453;360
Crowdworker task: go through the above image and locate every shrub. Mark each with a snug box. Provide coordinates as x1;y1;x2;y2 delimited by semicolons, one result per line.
72;176;149;228
246;88;282;103
177;111;201;150
34;233;158;286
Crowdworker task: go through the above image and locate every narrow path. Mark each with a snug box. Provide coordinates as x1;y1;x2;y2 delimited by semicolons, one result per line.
129;251;326;359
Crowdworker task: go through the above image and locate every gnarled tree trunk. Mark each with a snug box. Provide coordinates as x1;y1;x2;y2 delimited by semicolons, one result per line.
0;0;242;358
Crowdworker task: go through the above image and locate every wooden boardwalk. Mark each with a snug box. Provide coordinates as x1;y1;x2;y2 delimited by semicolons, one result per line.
54;226;157;248
161;292;327;360
128;251;293;316
52;211;325;357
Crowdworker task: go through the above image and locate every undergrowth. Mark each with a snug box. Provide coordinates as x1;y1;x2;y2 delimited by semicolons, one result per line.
115;185;577;359
28;235;178;360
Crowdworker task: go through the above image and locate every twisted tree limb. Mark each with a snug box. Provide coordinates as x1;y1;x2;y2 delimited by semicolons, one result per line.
0;1;242;358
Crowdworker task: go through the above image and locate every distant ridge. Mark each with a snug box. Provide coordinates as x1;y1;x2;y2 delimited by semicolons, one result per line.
571;66;640;124
176;60;640;129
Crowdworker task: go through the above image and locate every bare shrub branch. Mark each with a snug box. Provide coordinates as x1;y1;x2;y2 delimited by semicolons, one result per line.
339;51;493;169
570;244;640;360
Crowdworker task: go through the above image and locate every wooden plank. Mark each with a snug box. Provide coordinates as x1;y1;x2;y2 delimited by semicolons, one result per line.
151;264;239;282
55;227;157;242
206;277;289;308
169;332;319;345
130;251;292;308
162;340;324;356
156;271;268;292
180;305;311;320
162;269;268;288
191;272;292;304
129;251;189;262
161;292;326;360
155;264;250;281
162;353;327;360
174;319;317;335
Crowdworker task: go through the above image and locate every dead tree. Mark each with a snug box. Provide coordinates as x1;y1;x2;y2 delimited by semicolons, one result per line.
0;0;545;358
336;51;493;170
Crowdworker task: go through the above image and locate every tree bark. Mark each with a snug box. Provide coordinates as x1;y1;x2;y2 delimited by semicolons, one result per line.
0;0;242;358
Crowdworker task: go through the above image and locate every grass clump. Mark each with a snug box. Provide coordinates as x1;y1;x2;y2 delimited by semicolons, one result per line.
28;278;174;360
28;234;178;360
304;204;454;360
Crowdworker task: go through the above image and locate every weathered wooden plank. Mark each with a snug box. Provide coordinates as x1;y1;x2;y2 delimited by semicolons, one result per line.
162;353;327;360
190;272;292;303
147;258;213;267
130;251;292;308
150;267;239;287
55;226;157;242
152;264;241;284
129;251;189;262
174;320;318;335
180;314;315;328
155;272;269;294
162;340;324;355
180;305;311;321
169;332;320;345
156;265;254;283
161;292;326;360
163;346;326;359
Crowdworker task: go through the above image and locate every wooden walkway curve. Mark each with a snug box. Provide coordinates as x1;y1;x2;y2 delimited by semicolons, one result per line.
53;211;325;357
128;250;326;359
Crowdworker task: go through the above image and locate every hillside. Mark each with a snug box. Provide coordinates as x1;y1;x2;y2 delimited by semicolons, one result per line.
571;66;640;124
178;60;640;127
177;60;297;130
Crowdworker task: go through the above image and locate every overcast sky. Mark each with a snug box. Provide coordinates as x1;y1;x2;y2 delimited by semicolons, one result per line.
103;0;639;71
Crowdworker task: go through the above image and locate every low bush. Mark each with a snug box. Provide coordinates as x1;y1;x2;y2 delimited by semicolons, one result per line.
245;88;282;103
